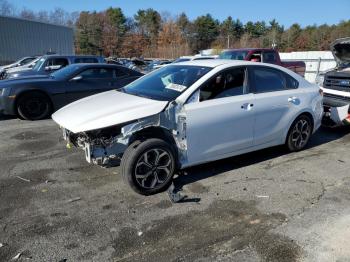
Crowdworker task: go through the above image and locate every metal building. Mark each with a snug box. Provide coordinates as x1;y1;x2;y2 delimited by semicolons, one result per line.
0;15;74;65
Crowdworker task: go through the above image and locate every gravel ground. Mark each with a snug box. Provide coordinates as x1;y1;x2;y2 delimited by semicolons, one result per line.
0;116;350;262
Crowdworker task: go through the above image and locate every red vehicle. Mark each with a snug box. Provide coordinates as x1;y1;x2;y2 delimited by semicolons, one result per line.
219;48;306;76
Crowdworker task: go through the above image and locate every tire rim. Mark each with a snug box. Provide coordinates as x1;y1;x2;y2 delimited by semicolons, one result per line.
291;119;311;149
23;98;47;118
134;148;173;189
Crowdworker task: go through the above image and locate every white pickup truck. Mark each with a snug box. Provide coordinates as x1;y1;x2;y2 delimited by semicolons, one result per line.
317;37;350;127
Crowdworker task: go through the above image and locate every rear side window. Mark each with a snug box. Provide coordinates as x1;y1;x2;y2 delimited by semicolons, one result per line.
252;67;299;93
79;68;114;79
74;58;98;63
262;51;278;64
46;58;69;67
115;68;128;77
284;73;299;89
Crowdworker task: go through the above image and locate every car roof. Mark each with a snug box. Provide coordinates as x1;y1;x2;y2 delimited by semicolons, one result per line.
66;63;123;69
41;55;103;59
221;48;274;52
173;59;261;68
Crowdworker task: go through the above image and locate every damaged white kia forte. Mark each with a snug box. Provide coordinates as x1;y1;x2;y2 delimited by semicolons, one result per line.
52;60;323;195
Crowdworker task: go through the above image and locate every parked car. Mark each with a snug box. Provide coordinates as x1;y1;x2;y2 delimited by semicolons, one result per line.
4;55;105;79
52;60;323;195
144;60;172;73
173;55;217;63
219;48;306;76
4;57;42;74
316;37;350;127
0;63;143;120
0;56;37;79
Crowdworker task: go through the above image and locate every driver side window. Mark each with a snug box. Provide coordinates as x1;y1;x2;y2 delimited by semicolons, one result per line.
199;67;246;102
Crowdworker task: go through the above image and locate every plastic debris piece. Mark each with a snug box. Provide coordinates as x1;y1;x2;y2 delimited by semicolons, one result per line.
12;252;22;260
16;176;30;182
41;189;48;193
137;231;143;236
256;195;269;198
0;243;4;248
167;182;187;203
67;197;81;203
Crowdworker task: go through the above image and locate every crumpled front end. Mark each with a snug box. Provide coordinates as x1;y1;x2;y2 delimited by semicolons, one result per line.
62;114;168;166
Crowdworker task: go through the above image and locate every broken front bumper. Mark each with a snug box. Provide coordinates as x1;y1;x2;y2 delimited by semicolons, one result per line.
83;141;126;166
63;128;127;167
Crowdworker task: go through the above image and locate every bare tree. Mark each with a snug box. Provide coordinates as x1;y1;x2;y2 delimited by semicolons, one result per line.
0;0;16;16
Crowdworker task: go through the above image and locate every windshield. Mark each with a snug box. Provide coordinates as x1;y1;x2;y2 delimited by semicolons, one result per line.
123;65;212;101
33;58;45;71
51;64;81;80
219;50;248;60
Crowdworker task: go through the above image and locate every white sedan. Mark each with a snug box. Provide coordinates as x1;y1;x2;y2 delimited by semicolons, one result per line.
52;60;323;195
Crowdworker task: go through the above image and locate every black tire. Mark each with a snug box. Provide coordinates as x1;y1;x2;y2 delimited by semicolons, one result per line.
121;138;176;195
286;115;313;152
16;92;52;120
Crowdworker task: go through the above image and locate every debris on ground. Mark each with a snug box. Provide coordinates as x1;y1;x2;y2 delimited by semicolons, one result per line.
16;176;30;182
167;182;201;203
12;252;22;260
67;197;81;203
137;231;143;236
256;195;269;198
58;259;67;262
167;182;187;203
0;242;5;248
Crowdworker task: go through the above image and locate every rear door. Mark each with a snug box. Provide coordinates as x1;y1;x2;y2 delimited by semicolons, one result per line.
65;67;115;103
184;67;255;165
249;66;301;146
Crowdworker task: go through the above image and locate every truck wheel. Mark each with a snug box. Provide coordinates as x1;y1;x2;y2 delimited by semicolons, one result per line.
286;115;312;152
17;92;52;120
121;138;176;195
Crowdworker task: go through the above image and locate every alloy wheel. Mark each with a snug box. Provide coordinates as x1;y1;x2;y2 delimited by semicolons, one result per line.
291;119;311;149
134;148;173;189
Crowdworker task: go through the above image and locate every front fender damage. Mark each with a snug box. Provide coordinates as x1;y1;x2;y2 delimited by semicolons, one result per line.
65;102;189;167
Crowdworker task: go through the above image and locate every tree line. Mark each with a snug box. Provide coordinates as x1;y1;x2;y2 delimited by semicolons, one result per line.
1;0;350;58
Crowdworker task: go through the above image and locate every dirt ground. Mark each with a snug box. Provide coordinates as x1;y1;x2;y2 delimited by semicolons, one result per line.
1;116;350;262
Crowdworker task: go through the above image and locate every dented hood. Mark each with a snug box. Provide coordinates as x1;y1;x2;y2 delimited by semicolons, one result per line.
52;90;168;133
331;37;350;65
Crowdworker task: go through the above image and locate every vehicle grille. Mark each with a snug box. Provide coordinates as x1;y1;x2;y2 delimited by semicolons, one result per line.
324;75;350;92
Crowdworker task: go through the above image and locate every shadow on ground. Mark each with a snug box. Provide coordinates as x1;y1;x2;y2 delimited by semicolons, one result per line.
174;126;350;190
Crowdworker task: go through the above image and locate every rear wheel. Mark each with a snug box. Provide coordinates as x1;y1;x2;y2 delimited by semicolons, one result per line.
286;115;313;152
121;138;176;195
16;92;52;120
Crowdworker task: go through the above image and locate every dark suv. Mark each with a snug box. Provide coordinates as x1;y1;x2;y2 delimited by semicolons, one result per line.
5;55;105;79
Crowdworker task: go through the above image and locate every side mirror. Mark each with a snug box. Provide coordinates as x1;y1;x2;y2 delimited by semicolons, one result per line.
71;75;83;81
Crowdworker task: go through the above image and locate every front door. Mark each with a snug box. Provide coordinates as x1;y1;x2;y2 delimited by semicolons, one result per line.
65;67;115;103
184;67;255;165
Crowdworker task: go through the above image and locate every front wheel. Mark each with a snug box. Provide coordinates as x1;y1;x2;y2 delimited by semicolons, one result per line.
121;138;176;195
286;115;313;152
16;92;52;120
